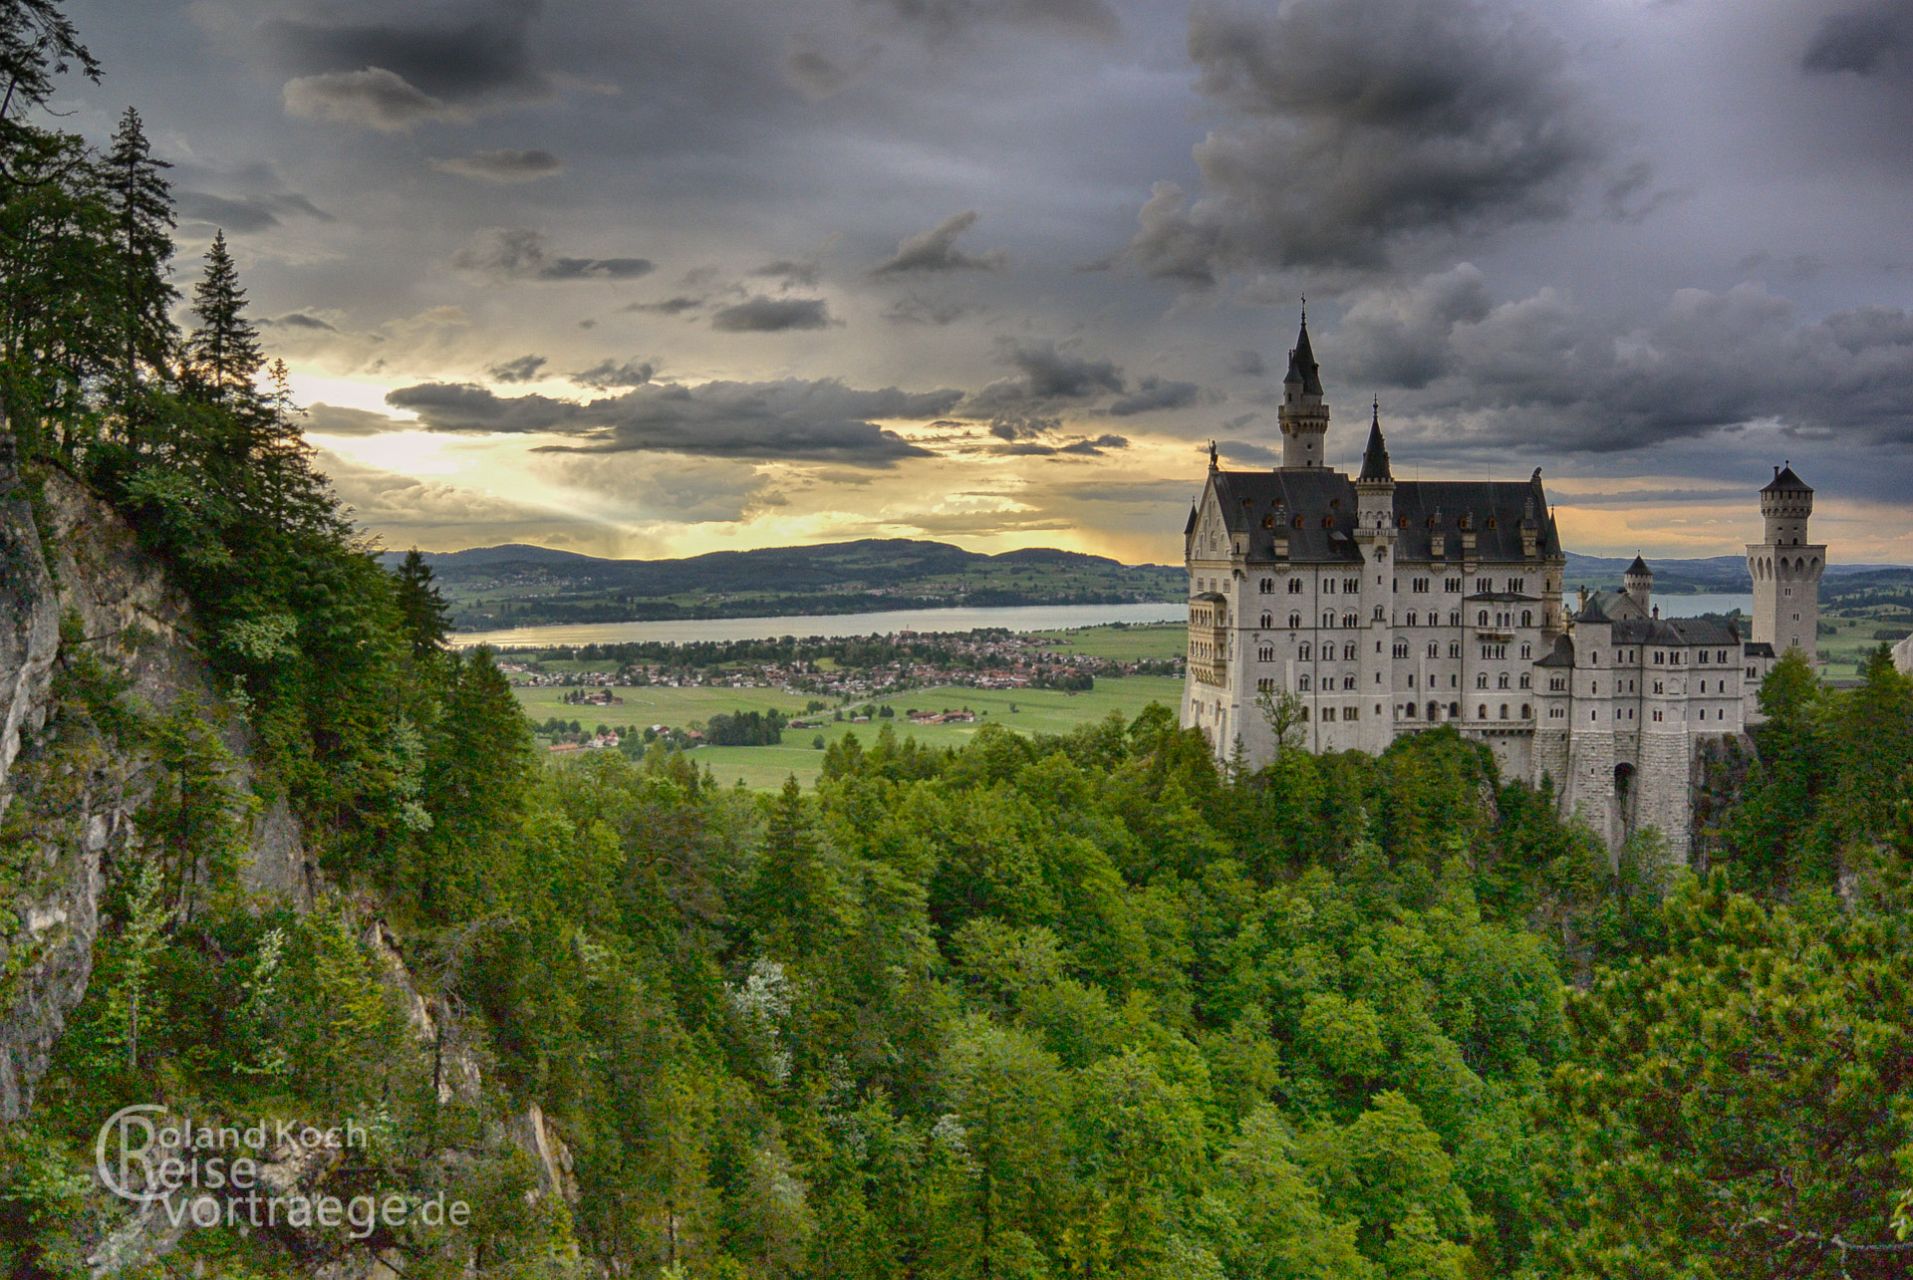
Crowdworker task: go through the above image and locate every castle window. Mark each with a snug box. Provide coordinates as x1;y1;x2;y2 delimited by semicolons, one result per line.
1428;701;1440;720
1498;673;1511;689
1257;678;1274;693
1520;643;1532;659
1698;649;1708;664
1344;675;1356;690
1261;613;1273;629
1477;577;1493;593
1404;702;1416;717
1449;611;1461;626
1394;641;1409;659
1299;642;1312;660
1522;610;1533;627
1477;673;1489;689
1344;578;1360;593
1299;674;1311;691
1509;578;1525;593
1478;610;1489;627
1591;710;1598;722
1413;577;1429;593
1449;642;1461;658
1479;705;1488;720
1288;578;1303;594
1406;611;1418;626
1374;605;1386;620
1521;704;1530;719
1344;643;1357;660
1343;613;1358;628
1323;611;1335;628
1324;578;1337;594
1445;578;1462;593
1300;706;1309;721
1428;642;1439;658
1323;708;1336;722
1290;612;1303;629
1519;673;1531;689
1258;646;1275;663
1500;704;1509;719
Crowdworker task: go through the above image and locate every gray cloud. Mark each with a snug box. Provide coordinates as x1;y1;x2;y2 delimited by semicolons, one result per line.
267;0;550;131
873;210;1006;274
1332;272;1913;453
489;354;548;383
964;337;1125;414
1107;376;1202;416
307;403;405;436
386;377;961;466
751;258;823;287
177;189;332;233
711;296;835;331
1226;349;1265;377
871;0;1118;40
1337;263;1493;389
539;453;782;523
1802;6;1909;76
454;228;655;282
1217;438;1279;466
570;357;657;388
623;296;705;315
432;148;563;183
1126;0;1608;278
883;295;973;326
267;311;339;332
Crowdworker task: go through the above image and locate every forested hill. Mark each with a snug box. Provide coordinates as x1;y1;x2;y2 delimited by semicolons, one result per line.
383;538;1185;629
1565;551;1913;596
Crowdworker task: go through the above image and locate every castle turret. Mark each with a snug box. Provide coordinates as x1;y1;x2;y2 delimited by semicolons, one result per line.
1355;400;1394;527
1623;554;1653;614
1278;312;1329;469
1747;463;1825;661
1353;402;1397;753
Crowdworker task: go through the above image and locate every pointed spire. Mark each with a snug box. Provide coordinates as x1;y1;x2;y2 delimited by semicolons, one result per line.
1283;308;1323;395
1358;400;1392;483
1626;553;1651;578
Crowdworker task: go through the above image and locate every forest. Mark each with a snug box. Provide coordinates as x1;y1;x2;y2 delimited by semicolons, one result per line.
3;1;1913;1276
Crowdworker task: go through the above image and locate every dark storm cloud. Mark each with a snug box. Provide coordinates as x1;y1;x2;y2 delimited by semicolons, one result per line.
1331;272;1913;454
710;296;835;331
387;382;587;433
1107;376;1202;416
432;148;563;183
488;354;548;383
267;311;339;332
751;258;823;287
1802;6;1910;76
1126;0;1608;279
1217;439;1278;466
870;0;1119;40
267;0;549;130
307;403;404;436
872;211;1006;274
1225;349;1265;377
386;377;961;466
883;295;973;326
964;338;1125;414
570;357;657;389
177;189;332;233
454;228;655;282
623;297;706;316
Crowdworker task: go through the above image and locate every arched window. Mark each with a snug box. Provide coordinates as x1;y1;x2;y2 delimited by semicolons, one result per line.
1404;702;1416;718
1450;702;1461;718
1522;610;1533;627
1299;642;1312;661
1427;700;1440;720
1477;610;1489;627
1499;704;1509;719
1497;673;1510;689
1299;674;1311;691
1478;704;1488;720
1290;612;1302;629
1288;578;1303;594
1342;613;1358;628
1260;578;1273;594
1260;612;1272;629
1322;610;1335;628
1427;642;1439;658
1344;643;1357;661
1476;673;1489;689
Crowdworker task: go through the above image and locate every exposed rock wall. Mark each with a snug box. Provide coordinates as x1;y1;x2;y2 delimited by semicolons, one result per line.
0;454;312;1121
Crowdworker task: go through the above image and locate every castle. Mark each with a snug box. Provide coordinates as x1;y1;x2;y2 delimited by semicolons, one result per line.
1181;316;1824;856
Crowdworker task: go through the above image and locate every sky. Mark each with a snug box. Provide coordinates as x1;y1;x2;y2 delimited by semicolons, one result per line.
51;0;1913;565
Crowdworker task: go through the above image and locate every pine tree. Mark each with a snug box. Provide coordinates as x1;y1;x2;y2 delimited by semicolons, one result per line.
184;229;262;402
395;547;453;658
101;105;175;402
0;0;100;186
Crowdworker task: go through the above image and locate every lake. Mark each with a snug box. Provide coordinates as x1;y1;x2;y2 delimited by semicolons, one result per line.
453;601;1191;649
453;592;1758;649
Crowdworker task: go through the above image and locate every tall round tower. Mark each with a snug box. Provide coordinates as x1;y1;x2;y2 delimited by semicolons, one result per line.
1278;313;1329;469
1746;463;1826;662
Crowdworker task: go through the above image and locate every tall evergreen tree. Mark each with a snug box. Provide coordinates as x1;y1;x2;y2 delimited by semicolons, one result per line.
395;547;453;658
0;0;99;184
184;228;261;402
101;105;175;400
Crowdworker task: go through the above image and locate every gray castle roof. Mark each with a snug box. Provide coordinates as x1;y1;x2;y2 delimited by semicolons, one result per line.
1358;409;1392;483
1608;615;1742;647
1207;468;1562;564
1762;464;1810;494
1283;319;1324;396
1626;554;1651;577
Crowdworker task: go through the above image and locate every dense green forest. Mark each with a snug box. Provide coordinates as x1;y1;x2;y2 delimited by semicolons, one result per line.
3;2;1913;1276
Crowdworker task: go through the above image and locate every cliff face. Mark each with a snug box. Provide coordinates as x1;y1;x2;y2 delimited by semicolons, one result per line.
0;445;310;1122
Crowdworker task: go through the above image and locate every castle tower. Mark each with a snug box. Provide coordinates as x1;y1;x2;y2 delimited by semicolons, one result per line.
1746;463;1825;662
1278;313;1329;469
1354;403;1397;752
1623;554;1653;614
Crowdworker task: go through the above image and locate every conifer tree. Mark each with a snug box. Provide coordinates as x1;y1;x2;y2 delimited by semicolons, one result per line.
395;547;454;658
184;228;262;402
101;105;175;401
0;0;99;185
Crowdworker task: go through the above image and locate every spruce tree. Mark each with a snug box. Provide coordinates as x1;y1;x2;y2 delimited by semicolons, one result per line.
102;105;175;400
185;228;262;402
395;547;454;658
0;0;100;185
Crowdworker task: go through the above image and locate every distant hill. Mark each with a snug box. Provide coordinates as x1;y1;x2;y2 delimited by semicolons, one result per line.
384;538;1185;630
381;538;1913;630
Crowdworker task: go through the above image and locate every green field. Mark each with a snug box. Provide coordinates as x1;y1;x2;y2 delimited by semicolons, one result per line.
523;675;1186;789
1817;607;1911;682
1026;622;1186;661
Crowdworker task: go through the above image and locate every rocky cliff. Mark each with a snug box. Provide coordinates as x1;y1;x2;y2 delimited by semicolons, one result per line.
0;442;313;1121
